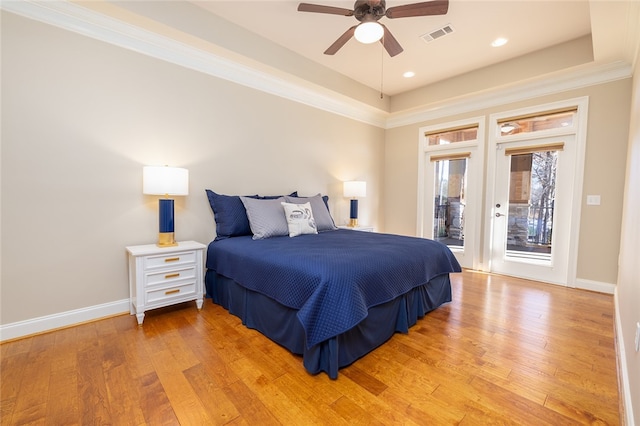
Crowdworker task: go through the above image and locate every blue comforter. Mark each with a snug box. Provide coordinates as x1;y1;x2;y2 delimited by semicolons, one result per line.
206;229;461;348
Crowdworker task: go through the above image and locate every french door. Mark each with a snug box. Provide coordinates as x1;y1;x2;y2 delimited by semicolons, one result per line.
418;118;484;270
419;98;587;286
489;135;577;285
485;99;587;286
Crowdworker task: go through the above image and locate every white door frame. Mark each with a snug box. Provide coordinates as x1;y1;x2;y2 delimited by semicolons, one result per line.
483;97;589;286
417;117;485;270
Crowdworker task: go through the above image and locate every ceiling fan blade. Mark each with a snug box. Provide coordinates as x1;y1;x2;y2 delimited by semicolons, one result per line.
297;3;354;16
324;26;357;55
380;24;403;57
385;0;449;19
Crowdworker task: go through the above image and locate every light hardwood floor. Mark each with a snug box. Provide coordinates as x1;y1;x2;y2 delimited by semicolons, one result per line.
1;270;620;425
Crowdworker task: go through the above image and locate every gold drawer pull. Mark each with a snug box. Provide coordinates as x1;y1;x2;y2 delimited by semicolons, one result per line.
165;289;180;295
165;257;180;262
165;273;180;279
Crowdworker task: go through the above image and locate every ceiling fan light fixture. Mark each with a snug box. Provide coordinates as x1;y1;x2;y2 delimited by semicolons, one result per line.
298;0;449;56
354;21;384;44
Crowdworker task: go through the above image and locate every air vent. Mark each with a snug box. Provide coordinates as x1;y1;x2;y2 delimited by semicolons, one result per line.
421;24;454;43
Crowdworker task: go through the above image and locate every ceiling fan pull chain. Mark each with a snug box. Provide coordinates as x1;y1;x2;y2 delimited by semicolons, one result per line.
380;34;384;99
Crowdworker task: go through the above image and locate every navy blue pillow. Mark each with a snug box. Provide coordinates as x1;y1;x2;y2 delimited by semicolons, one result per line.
258;191;298;199
205;190;258;241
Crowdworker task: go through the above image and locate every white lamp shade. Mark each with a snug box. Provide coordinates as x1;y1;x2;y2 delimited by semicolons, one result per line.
143;166;189;196
354;22;384;44
344;181;367;198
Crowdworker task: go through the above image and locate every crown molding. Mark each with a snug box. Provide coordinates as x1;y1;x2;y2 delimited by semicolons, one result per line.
1;0;388;128
386;60;633;129
1;1;633;131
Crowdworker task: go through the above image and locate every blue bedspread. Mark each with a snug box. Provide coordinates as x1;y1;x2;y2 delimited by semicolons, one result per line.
206;230;461;348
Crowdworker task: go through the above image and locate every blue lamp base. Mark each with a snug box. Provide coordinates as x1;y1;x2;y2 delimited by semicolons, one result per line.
349;199;359;227
158;198;177;247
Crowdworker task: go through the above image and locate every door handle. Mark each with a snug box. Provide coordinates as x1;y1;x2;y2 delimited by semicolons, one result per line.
495;212;505;217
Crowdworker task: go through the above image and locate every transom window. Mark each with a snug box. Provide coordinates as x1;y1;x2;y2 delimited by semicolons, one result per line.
498;108;576;136
426;125;478;146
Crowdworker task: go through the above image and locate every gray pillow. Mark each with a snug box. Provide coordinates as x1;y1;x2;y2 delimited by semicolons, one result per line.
284;194;337;232
240;196;289;240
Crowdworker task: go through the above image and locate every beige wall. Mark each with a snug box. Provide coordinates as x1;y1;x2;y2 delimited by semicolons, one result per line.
384;79;631;286
617;39;640;424
0;12;384;324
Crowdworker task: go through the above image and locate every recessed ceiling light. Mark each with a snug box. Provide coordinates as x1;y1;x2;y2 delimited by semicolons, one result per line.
403;71;415;78
491;37;508;47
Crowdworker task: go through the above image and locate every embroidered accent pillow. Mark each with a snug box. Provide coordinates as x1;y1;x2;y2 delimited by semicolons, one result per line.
284;194;337;232
281;202;318;237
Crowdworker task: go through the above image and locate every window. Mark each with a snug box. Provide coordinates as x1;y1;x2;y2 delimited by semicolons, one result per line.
432;156;468;247
498;108;576;136
506;146;562;259
426;125;478;146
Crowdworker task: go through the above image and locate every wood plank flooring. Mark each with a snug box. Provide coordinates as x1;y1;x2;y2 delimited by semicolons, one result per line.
1;270;620;425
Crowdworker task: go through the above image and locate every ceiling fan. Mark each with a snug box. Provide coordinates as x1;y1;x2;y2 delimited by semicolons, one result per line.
297;0;449;57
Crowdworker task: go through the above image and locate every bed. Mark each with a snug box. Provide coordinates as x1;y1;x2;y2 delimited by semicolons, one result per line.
204;190;461;379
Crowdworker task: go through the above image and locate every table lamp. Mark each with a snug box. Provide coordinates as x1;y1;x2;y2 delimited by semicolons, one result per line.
143;166;189;247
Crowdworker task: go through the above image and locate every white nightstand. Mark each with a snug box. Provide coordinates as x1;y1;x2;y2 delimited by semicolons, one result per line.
126;240;206;325
338;225;375;232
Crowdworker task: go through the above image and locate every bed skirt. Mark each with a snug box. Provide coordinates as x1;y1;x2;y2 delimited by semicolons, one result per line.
205;270;452;379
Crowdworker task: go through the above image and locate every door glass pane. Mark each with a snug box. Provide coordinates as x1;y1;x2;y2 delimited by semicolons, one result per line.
433;158;467;248
506;150;558;260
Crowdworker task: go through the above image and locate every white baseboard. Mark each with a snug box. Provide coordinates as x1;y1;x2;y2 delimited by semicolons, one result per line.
0;299;130;342
574;278;616;294
614;289;635;426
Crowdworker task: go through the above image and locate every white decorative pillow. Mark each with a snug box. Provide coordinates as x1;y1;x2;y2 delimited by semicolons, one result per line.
284;194;337;232
281;202;318;237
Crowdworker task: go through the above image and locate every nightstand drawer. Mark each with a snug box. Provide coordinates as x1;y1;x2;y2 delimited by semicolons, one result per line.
146;266;196;286
144;251;197;270
146;281;197;305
